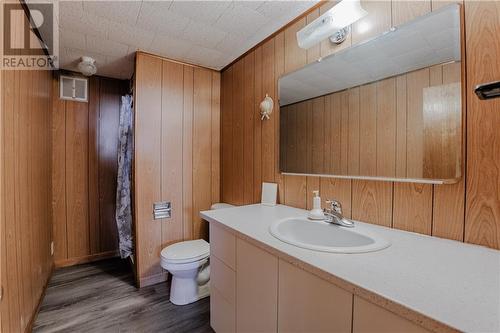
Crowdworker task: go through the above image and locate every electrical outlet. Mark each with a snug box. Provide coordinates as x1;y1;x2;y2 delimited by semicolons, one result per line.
50;241;54;256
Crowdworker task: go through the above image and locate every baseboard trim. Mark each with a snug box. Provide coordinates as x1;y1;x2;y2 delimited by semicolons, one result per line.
139;271;168;288
26;262;54;333
55;250;119;268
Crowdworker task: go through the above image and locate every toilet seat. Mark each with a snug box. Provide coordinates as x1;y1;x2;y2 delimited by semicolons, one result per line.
161;239;209;265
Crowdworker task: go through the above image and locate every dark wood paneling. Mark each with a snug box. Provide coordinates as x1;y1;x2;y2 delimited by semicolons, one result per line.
52;74;127;265
98;78;122;252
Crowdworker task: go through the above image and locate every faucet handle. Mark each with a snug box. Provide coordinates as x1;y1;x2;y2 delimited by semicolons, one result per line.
325;199;343;214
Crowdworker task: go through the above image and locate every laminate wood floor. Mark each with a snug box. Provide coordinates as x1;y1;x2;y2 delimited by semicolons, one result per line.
33;258;213;333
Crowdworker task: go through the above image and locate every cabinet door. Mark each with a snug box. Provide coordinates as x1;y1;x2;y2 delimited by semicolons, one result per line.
210;223;236;269
210;223;236;332
211;286;236;333
236;239;278;333
278;260;353;333
353;296;430;333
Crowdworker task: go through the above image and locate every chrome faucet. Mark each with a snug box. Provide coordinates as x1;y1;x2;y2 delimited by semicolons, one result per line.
323;200;354;228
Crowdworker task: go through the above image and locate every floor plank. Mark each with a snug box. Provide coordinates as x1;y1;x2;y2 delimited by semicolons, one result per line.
33;259;213;333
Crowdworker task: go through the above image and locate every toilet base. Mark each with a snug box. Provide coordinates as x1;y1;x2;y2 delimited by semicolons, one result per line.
170;275;210;306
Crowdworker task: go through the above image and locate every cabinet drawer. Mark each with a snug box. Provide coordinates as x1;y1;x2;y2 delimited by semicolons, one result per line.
210;223;236;269
211;286;236;333
236;238;278;333
211;256;235;305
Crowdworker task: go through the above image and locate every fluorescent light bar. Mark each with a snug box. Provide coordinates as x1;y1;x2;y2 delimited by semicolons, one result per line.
297;0;368;49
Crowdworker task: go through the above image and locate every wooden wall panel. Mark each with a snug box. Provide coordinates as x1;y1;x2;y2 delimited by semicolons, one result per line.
88;77;100;254
1;66;52;332
254;47;263;202
464;0;500;249
220;0;500;250
211;72;221;207
183;66;194;240
243;52;255;204
135;54;164;282
284;17;306;73
348;88;360;175
352;181;393;227
98;78;121;252
232;61;245;205
134;53;220;286
376;78;397;177
220;67;233;205
262;39;276;183
359;83;377;176
52;74;127;266
65;99;90;258
274;32;286;203
193;67;214;240
395;75;408;178
161;61;184;249
393;183;433;235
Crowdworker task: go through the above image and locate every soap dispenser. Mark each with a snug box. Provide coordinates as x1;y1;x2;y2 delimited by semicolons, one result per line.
308;190;325;220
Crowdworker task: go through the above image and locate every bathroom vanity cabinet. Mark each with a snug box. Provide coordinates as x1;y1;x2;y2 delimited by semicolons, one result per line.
209;222;430;333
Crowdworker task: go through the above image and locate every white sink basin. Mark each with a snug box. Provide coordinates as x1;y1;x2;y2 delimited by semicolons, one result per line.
269;218;390;253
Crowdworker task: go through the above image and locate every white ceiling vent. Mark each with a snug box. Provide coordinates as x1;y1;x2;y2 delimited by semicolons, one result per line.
60;75;88;102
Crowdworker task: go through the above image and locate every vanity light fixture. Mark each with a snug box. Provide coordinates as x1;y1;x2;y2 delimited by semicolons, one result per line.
297;0;368;49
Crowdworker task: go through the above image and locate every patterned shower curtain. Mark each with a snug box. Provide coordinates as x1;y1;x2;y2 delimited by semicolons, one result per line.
115;95;134;259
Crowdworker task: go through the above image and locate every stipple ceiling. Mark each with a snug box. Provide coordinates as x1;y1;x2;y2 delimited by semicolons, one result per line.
54;0;319;79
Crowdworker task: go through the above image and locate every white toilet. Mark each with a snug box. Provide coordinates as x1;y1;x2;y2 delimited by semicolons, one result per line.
160;203;234;305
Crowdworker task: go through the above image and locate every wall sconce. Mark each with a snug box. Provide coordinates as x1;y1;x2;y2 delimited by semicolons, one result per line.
260;94;274;120
296;0;368;49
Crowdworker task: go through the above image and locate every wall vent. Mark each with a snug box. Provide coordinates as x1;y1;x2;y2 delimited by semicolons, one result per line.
60;75;88;102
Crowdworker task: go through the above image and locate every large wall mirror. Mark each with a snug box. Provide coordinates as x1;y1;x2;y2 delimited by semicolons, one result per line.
278;4;462;184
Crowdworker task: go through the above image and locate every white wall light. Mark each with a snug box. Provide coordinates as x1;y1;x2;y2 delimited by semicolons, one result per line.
297;0;368;49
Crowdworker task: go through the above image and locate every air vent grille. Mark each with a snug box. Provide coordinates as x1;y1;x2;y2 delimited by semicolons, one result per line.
60;75;88;102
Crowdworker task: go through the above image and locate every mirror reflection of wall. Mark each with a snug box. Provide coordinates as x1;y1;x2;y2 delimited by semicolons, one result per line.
278;4;462;183
280;62;461;182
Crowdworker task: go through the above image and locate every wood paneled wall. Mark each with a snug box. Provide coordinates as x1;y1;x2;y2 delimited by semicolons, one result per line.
52;74;128;267
464;1;500;249
221;0;500;250
134;52;220;287
0;68;53;332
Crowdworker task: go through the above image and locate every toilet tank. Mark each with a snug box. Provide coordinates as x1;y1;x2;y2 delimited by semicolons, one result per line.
210;203;234;210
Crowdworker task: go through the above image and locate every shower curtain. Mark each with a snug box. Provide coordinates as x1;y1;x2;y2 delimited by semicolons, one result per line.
115;95;134;259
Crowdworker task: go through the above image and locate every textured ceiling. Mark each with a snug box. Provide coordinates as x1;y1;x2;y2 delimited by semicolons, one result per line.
54;0;319;79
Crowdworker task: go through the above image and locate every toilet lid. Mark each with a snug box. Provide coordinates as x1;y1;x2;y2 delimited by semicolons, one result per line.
161;239;209;263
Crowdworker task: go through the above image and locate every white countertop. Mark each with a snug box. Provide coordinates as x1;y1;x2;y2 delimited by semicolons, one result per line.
201;204;500;333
